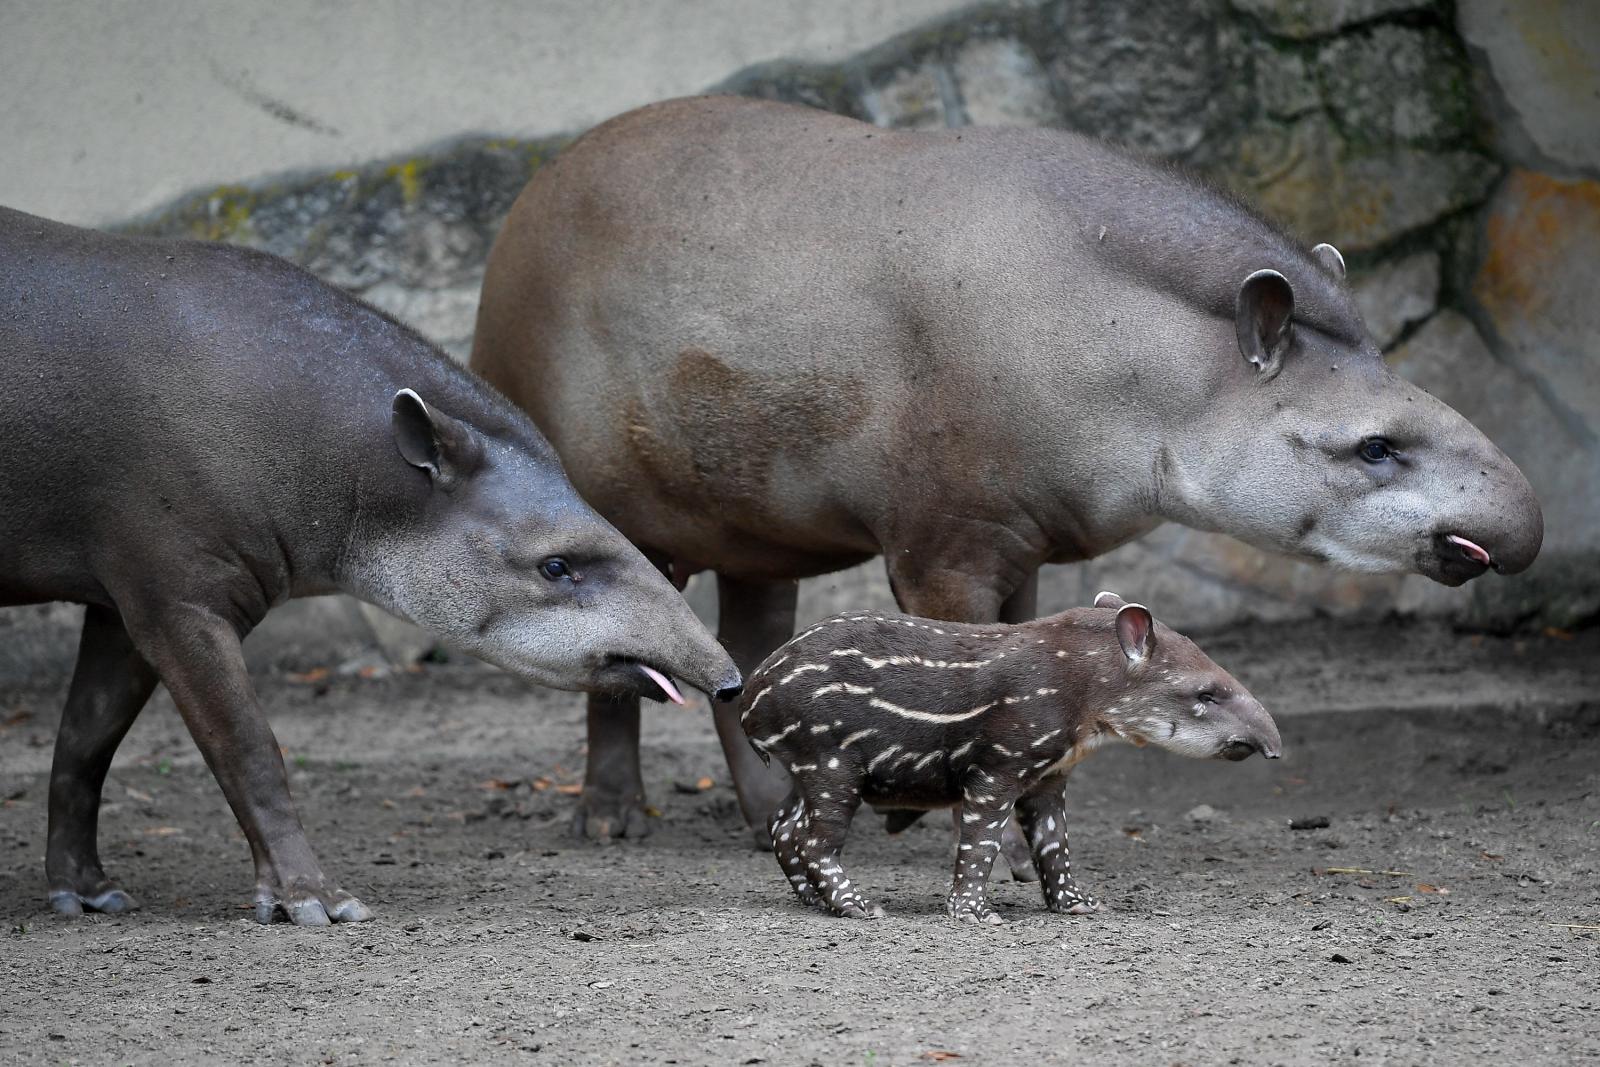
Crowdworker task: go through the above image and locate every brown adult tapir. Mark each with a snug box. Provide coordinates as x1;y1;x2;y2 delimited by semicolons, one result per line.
470;95;1543;845
0;205;741;925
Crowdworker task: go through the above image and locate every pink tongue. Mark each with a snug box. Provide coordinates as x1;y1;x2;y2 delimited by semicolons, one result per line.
637;664;686;705
1447;534;1492;566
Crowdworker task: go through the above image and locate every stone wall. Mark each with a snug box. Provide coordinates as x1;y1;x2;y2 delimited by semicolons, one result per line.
5;0;1595;686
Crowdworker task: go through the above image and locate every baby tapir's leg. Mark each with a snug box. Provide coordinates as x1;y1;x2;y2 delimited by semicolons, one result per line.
791;788;883;920
947;770;1016;925
1015;780;1100;915
767;794;820;908
996;570;1042;883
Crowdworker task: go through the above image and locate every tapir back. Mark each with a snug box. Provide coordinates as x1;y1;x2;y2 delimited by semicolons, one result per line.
0;205;533;608
472;96;1360;579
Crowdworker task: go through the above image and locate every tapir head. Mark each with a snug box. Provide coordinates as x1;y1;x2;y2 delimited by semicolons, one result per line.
354;389;741;703
1091;592;1280;761
1167;244;1542;586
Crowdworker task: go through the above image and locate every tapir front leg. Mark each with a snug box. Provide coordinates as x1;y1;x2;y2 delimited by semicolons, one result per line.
576;694;650;839
128;604;372;925
46;604;159;916
1015;779;1100;915
713;574;797;846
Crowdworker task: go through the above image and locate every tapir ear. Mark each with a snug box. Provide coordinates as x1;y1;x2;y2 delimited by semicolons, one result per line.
1311;242;1346;280
1093;590;1128;610
392;389;483;490
1115;603;1156;665
1236;269;1295;382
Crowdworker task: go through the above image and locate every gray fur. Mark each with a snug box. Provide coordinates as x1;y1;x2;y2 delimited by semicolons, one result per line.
0;205;739;925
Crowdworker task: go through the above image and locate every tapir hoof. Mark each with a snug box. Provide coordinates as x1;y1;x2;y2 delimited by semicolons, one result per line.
571;792;653;841
253;885;375;926
949;903;1005;926
49;885;139;917
1048;896;1102;915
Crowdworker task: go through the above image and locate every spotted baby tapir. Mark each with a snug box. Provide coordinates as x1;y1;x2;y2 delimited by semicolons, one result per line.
739;592;1282;924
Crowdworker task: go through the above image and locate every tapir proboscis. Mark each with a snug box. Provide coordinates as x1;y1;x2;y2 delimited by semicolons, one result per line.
470;95;1543;853
0;205;742;925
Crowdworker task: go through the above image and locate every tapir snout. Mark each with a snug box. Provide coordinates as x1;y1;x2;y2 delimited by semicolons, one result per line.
1218;697;1282;761
1419;422;1544;584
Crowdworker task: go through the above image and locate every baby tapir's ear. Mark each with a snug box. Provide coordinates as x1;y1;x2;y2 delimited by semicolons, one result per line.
1094;590;1128;609
392;388;484;491
1115;603;1156;665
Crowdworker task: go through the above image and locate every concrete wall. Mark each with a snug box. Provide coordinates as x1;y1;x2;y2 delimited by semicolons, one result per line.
3;0;1597;687
0;0;971;225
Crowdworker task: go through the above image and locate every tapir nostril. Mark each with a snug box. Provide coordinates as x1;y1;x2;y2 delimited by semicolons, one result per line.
715;683;744;704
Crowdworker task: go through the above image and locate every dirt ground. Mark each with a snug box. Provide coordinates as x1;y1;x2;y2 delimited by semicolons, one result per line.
2;619;1596;1065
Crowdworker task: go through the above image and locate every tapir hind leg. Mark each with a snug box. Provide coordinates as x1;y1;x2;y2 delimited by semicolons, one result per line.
767;793;821;908
790;790;882;919
713;574;796;847
995;570;1043;882
46;604;159;917
125;602;372;926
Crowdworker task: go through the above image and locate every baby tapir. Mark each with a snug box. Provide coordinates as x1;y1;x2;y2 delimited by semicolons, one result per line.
740;592;1280;924
0;206;740;926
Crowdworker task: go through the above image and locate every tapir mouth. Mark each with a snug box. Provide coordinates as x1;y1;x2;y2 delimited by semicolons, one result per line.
1426;532;1495;586
599;655;688;705
1447;534;1494;568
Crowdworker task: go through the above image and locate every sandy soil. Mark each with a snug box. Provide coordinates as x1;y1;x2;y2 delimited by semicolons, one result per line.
2;620;1597;1065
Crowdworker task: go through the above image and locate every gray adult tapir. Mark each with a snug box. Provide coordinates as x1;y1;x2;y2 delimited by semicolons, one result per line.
470;95;1544;845
0;205;742;925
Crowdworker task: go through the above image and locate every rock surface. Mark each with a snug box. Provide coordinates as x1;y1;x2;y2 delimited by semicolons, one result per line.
1457;0;1600;176
1352;251;1441;349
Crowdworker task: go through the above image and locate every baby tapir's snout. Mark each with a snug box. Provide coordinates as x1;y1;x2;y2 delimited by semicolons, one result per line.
1215;694;1281;762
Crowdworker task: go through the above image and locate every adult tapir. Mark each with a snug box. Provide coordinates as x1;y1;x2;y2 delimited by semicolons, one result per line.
470;95;1544;845
0;205;742;925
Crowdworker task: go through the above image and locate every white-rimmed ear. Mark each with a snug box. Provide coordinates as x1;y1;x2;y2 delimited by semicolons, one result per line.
1311;242;1346;280
1115;603;1156;664
392;388;483;491
1093;590;1127;609
1236;268;1295;381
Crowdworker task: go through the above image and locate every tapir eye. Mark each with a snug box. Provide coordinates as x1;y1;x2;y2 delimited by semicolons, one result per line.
539;557;572;581
1358;437;1396;464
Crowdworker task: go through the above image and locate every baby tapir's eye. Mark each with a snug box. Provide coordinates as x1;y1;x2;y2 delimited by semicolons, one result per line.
1193;691;1220;716
539;557;572;581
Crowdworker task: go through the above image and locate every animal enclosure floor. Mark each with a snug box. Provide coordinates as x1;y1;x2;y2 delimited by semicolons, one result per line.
2;621;1596;1065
